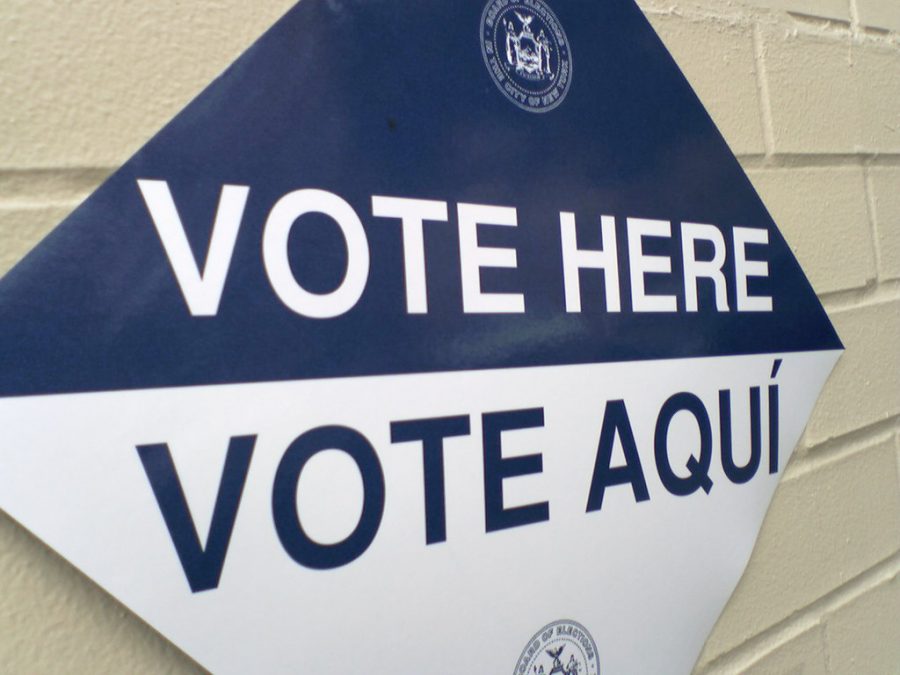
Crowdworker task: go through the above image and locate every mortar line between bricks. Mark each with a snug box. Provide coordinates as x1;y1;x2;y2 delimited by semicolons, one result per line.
821;590;835;675
737;153;900;169
751;22;776;157
643;1;900;44
848;0;862;44
0;168;115;177
846;0;861;65
0;168;114;202
696;551;900;674
819;280;900;312
862;166;887;281
894;433;900;525
818;279;900;306
788;416;900;479
0;199;87;211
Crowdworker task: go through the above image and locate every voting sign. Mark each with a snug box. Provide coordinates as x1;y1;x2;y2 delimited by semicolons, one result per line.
0;1;841;673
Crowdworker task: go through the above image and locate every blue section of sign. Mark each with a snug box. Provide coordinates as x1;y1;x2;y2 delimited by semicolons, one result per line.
0;0;840;397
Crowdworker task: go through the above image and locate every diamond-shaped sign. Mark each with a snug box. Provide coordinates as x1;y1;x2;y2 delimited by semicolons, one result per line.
0;1;841;672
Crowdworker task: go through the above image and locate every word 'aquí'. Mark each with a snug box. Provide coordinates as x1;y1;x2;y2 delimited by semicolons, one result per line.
138;371;780;593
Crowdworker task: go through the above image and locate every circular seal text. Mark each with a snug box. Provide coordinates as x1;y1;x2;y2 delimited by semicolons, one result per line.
480;0;573;113
514;619;600;675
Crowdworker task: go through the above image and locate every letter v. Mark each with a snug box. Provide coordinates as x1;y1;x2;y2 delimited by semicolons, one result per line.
137;436;256;593
137;180;249;316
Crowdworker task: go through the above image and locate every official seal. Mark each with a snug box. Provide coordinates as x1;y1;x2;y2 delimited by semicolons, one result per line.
480;0;573;113
513;619;600;675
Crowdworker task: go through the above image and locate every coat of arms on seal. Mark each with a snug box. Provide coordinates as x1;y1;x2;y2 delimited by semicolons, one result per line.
480;0;573;113
514;619;600;675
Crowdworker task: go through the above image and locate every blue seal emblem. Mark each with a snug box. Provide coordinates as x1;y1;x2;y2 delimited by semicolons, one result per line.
481;0;573;113
514;619;600;675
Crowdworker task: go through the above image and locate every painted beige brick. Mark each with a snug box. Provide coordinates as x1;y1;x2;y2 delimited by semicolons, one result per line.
741;0;849;22
647;15;767;155
699;440;900;662
807;301;900;443
856;0;900;32
854;46;900;153
763;30;900;153
741;625;827;674
0;1;295;169
825;573;900;674
748;167;875;294
0;204;76;277
869;167;900;282
763;32;853;154
0;512;200;674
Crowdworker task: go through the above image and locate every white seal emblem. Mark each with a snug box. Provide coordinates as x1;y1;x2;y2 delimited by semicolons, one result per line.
481;0;573;113
514;619;600;675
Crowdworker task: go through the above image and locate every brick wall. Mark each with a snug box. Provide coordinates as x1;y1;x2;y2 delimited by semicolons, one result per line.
643;0;900;671
0;1;898;672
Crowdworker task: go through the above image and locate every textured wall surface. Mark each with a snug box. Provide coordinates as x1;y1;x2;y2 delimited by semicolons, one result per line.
0;0;898;672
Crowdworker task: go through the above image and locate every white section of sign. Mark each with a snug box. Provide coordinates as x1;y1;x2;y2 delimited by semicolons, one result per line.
0;351;838;674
